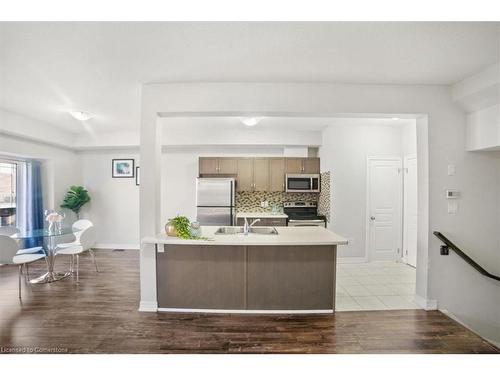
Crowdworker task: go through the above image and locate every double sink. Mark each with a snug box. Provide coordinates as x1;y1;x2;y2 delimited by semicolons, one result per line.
215;226;279;235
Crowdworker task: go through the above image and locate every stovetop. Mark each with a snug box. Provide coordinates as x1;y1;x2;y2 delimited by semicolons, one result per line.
283;201;326;221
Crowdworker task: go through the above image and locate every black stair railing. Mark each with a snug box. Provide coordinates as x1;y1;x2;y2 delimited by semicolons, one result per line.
433;231;500;282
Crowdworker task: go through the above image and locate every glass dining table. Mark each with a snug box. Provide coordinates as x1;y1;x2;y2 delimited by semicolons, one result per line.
12;227;81;284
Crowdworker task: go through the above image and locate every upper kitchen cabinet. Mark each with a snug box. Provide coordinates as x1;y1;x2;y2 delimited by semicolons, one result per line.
199;157;320;191
285;158;303;174
199;157;219;174
199;157;238;175
236;158;254;192
269;158;285;191
285;158;320;174
218;158;238;174
253;158;270;191
303;158;320;173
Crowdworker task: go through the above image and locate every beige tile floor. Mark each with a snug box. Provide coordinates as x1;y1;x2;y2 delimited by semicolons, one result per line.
336;261;420;311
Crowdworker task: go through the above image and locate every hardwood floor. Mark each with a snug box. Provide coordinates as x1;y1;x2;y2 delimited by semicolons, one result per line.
0;249;498;354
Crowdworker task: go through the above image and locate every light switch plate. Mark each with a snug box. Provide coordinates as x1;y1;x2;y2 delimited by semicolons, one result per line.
448;201;458;214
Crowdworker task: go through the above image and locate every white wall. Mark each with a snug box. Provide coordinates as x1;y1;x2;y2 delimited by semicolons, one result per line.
161;146;284;225
79;150;140;248
138;82;500;344
319;120;415;259
79;146;284;248
0;108;76;149
74;124;322;149
0;133;81;220
401;122;417;156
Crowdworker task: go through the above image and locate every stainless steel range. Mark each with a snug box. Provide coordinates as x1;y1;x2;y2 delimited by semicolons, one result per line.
283;201;327;227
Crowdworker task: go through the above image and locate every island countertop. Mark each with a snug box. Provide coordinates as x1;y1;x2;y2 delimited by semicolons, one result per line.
142;225;348;246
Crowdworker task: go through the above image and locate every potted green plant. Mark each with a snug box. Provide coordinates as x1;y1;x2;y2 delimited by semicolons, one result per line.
60;185;91;219
166;216;191;238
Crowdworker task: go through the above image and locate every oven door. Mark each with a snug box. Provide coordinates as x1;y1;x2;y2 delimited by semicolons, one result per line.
288;219;326;228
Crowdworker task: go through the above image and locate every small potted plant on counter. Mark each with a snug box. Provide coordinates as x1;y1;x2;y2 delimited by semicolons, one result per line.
166;216;204;239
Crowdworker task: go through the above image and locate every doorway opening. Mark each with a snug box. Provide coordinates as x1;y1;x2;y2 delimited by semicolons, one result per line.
333;118;419;311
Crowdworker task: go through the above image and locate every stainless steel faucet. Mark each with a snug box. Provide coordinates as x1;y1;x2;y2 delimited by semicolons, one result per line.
243;218;260;235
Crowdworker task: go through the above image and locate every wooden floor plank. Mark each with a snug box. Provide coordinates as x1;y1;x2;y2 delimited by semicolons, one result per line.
0;249;498;354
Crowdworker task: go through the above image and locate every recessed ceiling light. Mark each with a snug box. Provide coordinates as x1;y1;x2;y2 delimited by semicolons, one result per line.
391;117;400;121
69;110;94;121
240;117;263;127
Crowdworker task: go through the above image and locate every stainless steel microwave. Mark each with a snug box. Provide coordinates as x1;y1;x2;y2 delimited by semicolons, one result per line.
285;174;320;193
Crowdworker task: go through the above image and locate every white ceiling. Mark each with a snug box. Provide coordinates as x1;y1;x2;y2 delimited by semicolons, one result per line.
0;22;498;135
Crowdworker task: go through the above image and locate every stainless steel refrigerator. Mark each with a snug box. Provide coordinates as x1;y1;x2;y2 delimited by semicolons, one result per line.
196;178;235;226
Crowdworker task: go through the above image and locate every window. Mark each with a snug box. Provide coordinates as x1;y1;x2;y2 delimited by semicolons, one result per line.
0;160;17;227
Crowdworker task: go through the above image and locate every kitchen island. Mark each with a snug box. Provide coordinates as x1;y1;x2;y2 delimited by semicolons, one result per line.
142;226;347;313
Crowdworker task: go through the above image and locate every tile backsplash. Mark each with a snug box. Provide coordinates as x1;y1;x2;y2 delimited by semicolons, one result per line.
236;191;319;212
318;171;331;222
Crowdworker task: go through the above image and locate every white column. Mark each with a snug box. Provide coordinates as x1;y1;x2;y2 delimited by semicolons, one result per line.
415;115;434;309
139;99;162;311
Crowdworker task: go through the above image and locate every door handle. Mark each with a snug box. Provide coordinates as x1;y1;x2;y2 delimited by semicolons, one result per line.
370;216;376;221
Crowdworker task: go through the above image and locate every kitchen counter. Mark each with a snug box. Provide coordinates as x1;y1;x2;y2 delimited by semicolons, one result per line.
144;226;347;313
236;212;288;219
143;225;347;247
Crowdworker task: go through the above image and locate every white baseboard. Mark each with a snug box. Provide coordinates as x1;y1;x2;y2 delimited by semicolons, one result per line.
440;309;500;349
157;308;333;314
94;243;140;250
414;294;438;310
139;300;158;312
337;257;368;264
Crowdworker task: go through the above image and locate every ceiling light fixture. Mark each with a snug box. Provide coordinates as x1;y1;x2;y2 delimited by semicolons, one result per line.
391;117;400;121
240;117;263;127
69;110;94;121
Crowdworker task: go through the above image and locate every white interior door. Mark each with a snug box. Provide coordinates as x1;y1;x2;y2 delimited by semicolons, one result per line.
366;158;402;262
403;155;418;267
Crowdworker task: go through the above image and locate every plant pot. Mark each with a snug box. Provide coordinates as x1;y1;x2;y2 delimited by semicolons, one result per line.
165;222;178;237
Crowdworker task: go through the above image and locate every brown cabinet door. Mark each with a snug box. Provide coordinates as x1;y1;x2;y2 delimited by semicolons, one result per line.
236;158;254;192
267;218;287;227
237;217;267;226
218;158;238;174
252;218;267;226
199;157;219;174
303;158;320;173
269;158;285;192
285;158;304;174
253;158;270;191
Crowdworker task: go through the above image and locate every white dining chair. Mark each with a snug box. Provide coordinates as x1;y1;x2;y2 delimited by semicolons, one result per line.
0;226;44;255
0;226;20;236
56;224;98;282
56;219;93;248
0;235;47;298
